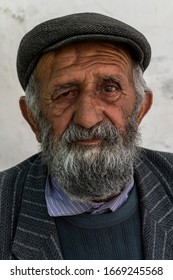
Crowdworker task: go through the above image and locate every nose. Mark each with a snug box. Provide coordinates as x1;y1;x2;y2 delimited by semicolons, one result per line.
72;92;104;129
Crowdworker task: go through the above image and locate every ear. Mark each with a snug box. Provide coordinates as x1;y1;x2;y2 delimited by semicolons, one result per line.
136;91;153;126
19;96;41;142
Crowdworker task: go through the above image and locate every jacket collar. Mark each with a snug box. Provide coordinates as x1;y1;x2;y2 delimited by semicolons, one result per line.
12;150;173;259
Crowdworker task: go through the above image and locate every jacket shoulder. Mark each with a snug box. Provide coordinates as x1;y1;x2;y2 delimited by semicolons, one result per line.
0;153;41;179
138;148;173;195
0;153;42;212
0;153;43;259
140;147;173;167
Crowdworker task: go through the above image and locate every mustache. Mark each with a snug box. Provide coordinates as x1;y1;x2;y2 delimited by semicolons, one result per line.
60;120;121;144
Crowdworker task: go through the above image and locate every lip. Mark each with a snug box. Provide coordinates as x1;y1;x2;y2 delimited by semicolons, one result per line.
77;139;102;145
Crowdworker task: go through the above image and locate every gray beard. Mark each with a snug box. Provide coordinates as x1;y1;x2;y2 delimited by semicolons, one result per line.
40;117;140;202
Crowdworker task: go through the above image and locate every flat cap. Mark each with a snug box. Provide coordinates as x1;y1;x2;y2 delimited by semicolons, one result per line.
17;12;151;91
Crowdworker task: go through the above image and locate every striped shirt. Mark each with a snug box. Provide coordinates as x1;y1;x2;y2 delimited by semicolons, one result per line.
45;175;134;216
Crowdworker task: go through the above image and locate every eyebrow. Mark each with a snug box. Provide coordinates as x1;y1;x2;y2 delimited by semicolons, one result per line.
49;81;79;94
97;74;121;83
53;81;79;89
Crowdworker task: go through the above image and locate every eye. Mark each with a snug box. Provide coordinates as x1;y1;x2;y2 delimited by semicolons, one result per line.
98;79;123;102
60;91;71;97
102;82;121;96
61;90;78;98
51;89;78;102
104;85;119;93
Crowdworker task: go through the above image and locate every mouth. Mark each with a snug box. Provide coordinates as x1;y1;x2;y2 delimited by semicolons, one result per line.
76;139;102;145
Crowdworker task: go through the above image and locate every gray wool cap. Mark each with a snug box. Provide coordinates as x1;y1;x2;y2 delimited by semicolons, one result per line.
17;12;151;91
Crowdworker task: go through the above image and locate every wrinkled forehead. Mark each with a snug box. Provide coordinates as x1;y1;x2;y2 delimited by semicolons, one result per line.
35;41;134;80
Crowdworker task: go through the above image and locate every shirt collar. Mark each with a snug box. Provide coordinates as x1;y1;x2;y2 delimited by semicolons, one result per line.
45;175;134;217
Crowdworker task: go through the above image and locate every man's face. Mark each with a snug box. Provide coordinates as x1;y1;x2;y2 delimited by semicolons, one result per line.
23;41;151;201
35;41;136;140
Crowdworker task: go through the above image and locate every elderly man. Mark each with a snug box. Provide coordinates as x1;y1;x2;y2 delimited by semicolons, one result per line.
0;12;173;260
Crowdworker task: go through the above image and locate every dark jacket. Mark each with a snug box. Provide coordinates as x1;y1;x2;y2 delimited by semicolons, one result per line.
0;148;173;259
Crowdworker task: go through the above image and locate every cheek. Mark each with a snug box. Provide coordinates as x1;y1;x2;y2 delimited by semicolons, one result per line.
49;107;74;138
105;107;125;130
39;96;75;138
104;97;136;130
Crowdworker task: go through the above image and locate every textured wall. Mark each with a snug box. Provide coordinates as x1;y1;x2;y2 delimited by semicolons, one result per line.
1;0;173;170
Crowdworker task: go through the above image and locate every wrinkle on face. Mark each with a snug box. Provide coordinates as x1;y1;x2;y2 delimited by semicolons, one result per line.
35;41;133;91
53;44;131;77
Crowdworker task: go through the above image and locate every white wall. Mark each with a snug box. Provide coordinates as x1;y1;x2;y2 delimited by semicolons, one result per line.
1;0;173;170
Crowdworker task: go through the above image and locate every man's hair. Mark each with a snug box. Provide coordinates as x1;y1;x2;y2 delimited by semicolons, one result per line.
25;63;151;121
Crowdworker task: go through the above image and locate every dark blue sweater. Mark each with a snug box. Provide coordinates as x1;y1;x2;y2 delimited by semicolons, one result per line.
55;186;143;259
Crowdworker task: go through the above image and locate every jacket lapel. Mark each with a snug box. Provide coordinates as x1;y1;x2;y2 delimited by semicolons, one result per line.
135;151;173;259
12;154;63;260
